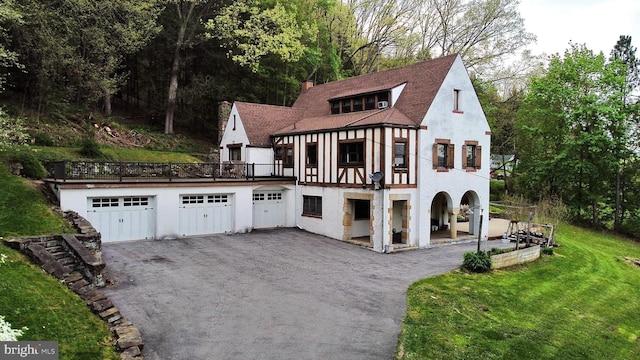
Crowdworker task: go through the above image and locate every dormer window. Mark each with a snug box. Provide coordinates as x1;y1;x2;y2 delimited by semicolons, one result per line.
330;91;390;114
365;95;376;110
353;97;363;112
342;99;352;113
331;101;340;114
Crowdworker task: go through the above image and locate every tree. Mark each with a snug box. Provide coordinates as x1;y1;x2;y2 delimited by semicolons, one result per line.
0;0;22;92
610;35;640;231
342;0;415;74
162;0;220;135
474;77;522;192
343;0;535;76
206;1;308;72
11;0;162;115
516;43;631;226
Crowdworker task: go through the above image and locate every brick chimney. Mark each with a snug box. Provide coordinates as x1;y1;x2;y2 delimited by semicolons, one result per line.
301;80;314;92
217;101;232;146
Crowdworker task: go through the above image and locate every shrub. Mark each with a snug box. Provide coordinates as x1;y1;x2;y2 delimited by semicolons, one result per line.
11;150;46;179
0;108;28;147
79;138;104;158
31;132;54;146
463;251;492;273
542;247;554;256
490;180;505;201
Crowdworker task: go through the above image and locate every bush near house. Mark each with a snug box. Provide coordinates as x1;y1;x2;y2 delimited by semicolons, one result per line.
396;224;640;359
462;251;492;273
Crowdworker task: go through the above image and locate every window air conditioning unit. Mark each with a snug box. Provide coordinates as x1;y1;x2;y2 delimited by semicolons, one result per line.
378;101;389;109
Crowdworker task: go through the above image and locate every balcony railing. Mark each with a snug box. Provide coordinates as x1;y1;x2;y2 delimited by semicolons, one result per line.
44;161;287;182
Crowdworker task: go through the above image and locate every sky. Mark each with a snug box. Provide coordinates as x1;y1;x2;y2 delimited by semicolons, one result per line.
519;0;640;57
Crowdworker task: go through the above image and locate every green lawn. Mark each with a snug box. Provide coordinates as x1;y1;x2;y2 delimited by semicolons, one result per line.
0;163;71;238
396;225;640;359
30;146;202;162
0;243;119;360
0;163;119;359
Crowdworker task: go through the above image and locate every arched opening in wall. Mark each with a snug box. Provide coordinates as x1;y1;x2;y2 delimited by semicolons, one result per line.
429;191;452;240
459;191;481;236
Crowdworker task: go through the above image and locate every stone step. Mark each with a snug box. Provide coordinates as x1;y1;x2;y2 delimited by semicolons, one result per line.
44;240;62;249
47;245;64;253
58;256;77;266
49;251;68;260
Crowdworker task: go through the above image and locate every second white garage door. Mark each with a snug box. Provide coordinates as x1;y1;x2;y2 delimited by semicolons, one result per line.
179;194;234;236
252;191;285;229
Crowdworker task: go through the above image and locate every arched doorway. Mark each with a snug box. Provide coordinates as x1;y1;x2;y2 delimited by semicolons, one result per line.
460;191;481;235
430;192;453;239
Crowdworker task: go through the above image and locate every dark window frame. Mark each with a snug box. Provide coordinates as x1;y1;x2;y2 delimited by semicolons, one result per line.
453;89;463;113
227;144;242;161
463;140;482;170
306;143;318;166
433;139;454;170
338;140;365;166
302;195;322;217
283;145;294;168
274;146;283;160
330;101;340;114
394;140;408;170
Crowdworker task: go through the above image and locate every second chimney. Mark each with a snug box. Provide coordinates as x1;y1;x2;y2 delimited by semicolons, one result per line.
301;80;314;92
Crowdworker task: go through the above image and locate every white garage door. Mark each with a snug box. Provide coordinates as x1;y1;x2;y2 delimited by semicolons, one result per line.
252;191;285;229
87;197;156;243
179;194;233;236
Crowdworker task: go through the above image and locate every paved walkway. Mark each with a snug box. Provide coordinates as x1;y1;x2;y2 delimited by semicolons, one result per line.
102;226;511;360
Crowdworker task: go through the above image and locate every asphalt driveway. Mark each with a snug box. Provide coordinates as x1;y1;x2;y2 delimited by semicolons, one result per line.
102;228;505;360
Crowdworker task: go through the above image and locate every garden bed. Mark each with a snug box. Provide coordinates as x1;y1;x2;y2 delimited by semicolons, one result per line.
491;245;540;269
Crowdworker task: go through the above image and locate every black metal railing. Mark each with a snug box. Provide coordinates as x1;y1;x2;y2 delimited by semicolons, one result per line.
44;161;286;182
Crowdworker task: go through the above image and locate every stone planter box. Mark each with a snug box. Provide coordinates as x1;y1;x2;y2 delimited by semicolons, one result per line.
491;245;540;269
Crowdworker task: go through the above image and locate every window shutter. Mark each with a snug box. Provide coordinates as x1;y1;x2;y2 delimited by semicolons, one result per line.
461;145;467;169
432;144;438;169
475;146;482;169
448;144;455;168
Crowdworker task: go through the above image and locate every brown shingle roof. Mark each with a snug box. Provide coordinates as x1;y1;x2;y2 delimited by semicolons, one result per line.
274;108;414;135
291;54;458;124
234;102;303;146
235;54;458;140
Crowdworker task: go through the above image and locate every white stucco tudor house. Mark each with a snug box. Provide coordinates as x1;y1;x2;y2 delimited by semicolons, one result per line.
50;54;490;252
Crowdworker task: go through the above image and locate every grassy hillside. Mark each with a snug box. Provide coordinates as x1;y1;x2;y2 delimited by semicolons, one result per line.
0;164;71;238
396;225;640;359
0;164;119;359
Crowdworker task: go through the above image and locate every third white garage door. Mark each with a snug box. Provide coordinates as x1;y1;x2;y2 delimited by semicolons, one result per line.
252;191;285;229
179;194;234;236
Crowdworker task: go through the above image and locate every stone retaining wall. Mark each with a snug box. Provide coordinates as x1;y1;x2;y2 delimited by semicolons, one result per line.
3;211;144;359
491;245;540;269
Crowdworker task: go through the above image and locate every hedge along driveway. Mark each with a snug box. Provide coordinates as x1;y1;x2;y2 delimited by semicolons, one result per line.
101;228;509;360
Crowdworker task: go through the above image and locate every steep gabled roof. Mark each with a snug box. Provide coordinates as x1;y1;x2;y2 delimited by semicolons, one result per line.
234;54;459;141
234;102;303;146
275;107;414;135
291;54;458;125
